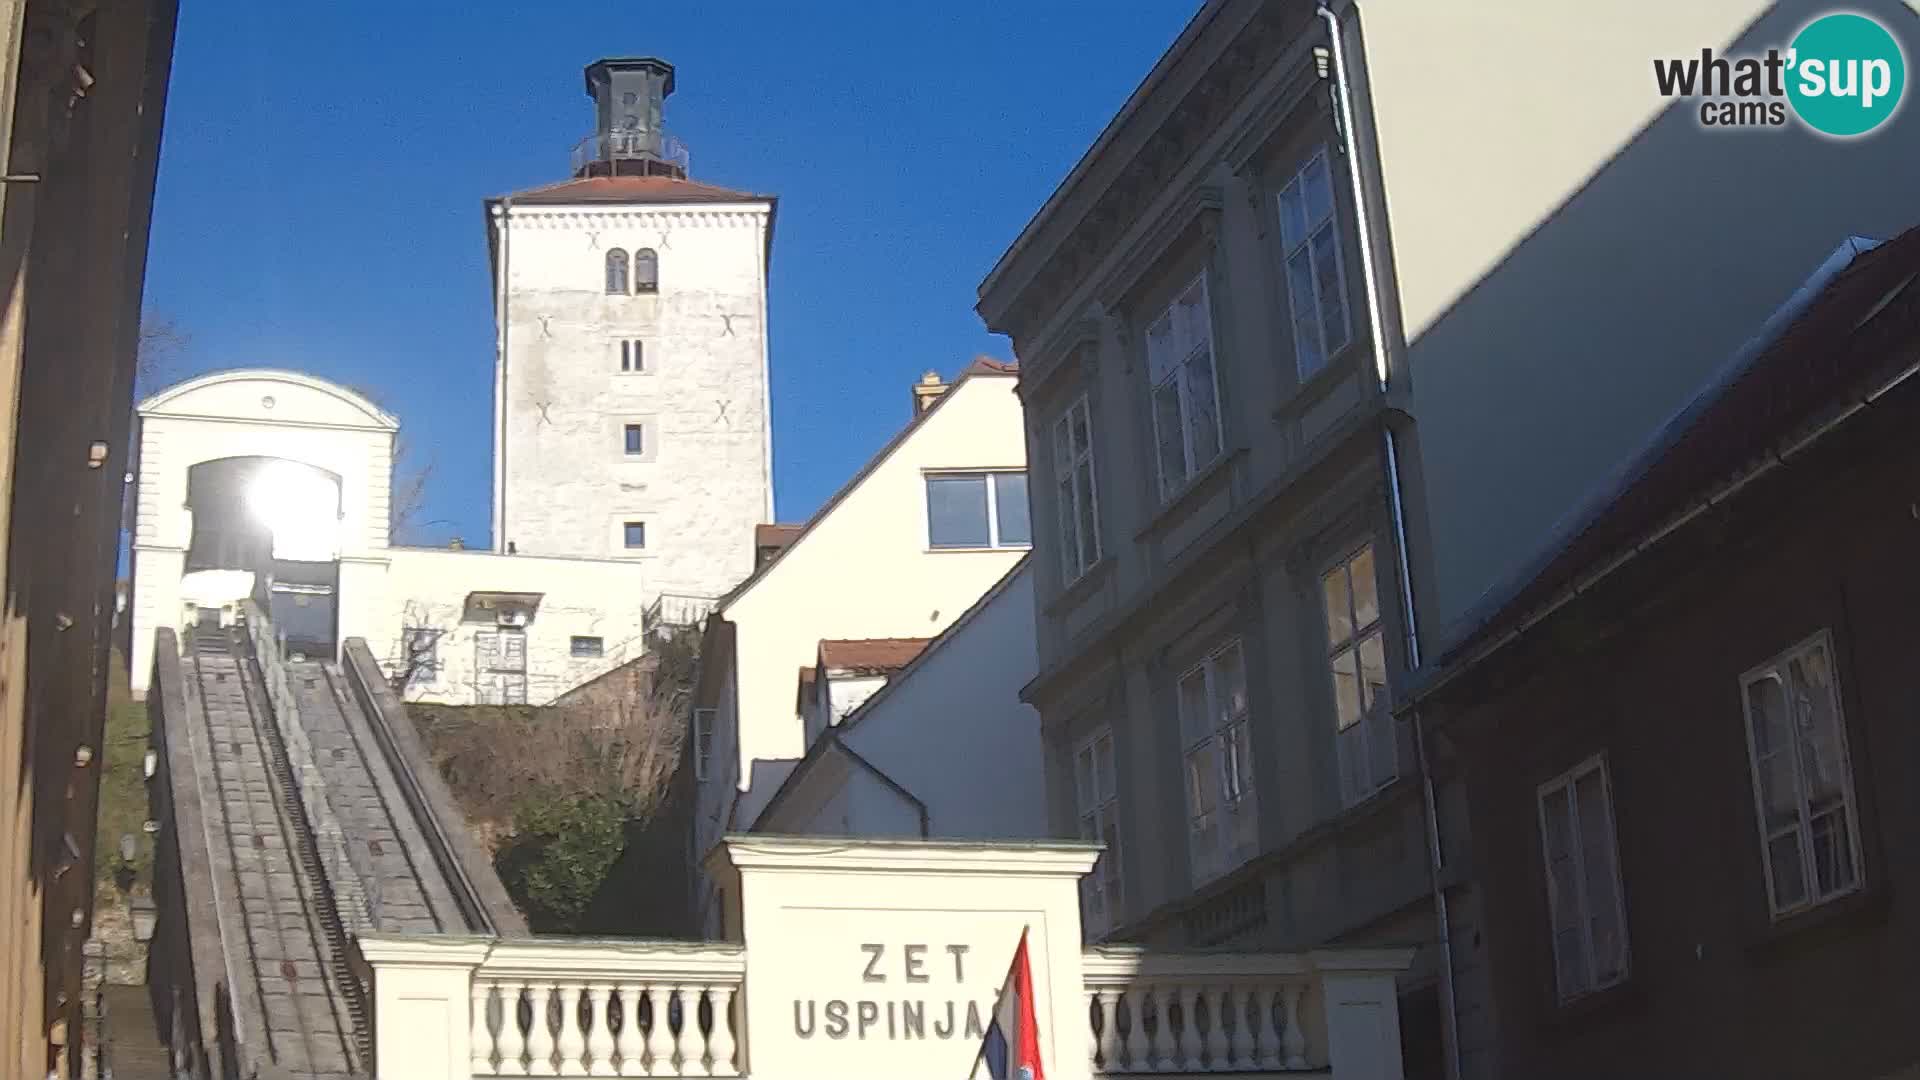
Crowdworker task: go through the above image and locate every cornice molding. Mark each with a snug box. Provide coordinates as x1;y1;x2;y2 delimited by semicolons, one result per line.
1096;184;1226;315
506;208;767;231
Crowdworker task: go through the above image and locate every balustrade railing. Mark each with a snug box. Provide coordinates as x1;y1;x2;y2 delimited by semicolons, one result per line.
1081;947;1316;1074
468;938;746;1077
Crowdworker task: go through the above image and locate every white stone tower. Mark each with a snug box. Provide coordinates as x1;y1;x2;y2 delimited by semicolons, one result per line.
487;57;774;603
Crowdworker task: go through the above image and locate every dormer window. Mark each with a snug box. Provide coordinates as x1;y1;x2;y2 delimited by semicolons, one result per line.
605;249;629;295
634;248;659;294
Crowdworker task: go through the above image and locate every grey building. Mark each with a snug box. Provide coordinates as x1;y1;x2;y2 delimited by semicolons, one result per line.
977;2;1920;1079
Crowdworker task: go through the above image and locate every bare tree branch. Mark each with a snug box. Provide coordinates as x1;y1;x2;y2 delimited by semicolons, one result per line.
347;381;435;544
137;316;189;388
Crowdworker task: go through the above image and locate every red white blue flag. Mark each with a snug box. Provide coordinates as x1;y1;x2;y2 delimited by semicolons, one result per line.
973;928;1045;1080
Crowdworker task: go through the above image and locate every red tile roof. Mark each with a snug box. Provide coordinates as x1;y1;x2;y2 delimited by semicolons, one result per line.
817;638;932;675
496;174;769;206
964;356;1018;376
1421;226;1920;686
755;523;805;550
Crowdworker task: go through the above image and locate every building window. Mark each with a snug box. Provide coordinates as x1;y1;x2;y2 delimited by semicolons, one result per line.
605;249;630;295
623;423;645;456
1179;640;1257;884
1324;544;1394;806
1146;274;1224;500
1537;755;1630;1002
399;626;441;686
694;708;716;782
925;471;1031;549
1739;631;1862;919
1278;148;1351;379
1052;396;1101;584
620;339;645;373
1075;728;1123;935
623;521;647;550
474;629;528;706
570;636;604;659
634;248;659;294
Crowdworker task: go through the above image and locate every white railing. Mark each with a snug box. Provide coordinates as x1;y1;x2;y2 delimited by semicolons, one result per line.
644;592;718;634
468;938;746;1077
570;130;692;175
1082;948;1317;1074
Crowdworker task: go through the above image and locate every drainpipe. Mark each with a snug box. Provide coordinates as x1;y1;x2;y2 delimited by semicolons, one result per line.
1317;5;1463;1079
492;199;512;553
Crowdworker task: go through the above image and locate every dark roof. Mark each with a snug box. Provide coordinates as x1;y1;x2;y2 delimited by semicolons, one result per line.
818;638;932;675
493;174;770;206
713;359;1019;612
1411;226;1920;700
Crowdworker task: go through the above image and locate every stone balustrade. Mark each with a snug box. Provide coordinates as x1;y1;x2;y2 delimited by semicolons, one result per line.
1081;947;1319;1073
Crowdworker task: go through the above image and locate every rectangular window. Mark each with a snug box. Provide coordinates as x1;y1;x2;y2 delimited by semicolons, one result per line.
1146;274;1224;500
400;626;440;686
925;471;1031;549
1052;396;1101;584
1324;544;1394;806
570;635;604;659
1740;631;1863;919
623;423;645;456
1075;728;1123;935
623;521;647;550
474;629;528;705
694;708;717;782
1179;640;1257;884
1537;755;1630;1002
1277;149;1352;379
620;339;645;373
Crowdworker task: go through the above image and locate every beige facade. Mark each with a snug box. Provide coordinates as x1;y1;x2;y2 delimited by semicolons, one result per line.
690;366;1030;932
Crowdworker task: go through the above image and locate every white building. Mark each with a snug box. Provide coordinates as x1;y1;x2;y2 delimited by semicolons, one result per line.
127;368;649;706
690;360;1029;932
487;57;775;605
752;559;1049;847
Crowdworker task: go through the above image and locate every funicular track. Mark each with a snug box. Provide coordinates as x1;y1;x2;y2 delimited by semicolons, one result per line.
186;623;367;1077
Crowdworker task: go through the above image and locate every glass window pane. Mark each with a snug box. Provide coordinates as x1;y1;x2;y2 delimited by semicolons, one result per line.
1075;749;1094;810
1788;646;1846;803
1070;399;1092;458
1745;675;1801;832
993;472;1031;547
1186;743;1221;819
1052;414;1072;476
1303;154;1334;228
1094;735;1116;800
1350;547;1380;629
1314;226;1351;356
1183;348;1221;467
1179;668;1210;745
1769;829;1808;909
1153;379;1188;495
1075;461;1099;569
1057;476;1080;580
1147;313;1177;383
1181;279;1212;353
1575;771;1627;982
926;474;990;548
1322;564;1354;646
624;424;644;455
623;521;646;549
1330;647;1363;731
1289;250;1324;376
1810;807;1856;897
1216;646;1247;722
1357;630;1388;713
1278;184;1308;250
1222;720;1254;804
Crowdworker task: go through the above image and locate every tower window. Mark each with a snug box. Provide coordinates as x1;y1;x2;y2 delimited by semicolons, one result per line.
620;339;645;372
623;521;647;549
624;424;645;456
634;248;659;294
605;249;629;295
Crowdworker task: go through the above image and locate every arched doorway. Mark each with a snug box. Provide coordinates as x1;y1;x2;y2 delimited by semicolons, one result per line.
184;456;344;657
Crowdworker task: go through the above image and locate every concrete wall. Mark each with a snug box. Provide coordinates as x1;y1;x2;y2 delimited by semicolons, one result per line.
129;370;396;696
494;201;773;601
371;547;648;706
1352;0;1920;633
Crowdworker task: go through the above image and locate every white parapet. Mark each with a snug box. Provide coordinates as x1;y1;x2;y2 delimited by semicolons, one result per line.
357;837;1414;1080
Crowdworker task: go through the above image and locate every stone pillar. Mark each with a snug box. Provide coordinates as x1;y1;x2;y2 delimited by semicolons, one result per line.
357;934;492;1080
1311;949;1415;1080
707;835;1100;1080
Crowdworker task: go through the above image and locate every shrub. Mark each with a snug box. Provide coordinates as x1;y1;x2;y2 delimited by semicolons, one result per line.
494;790;628;933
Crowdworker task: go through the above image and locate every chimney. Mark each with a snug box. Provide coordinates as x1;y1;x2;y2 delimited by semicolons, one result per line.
449;537;465;551
912;371;948;416
578;58;686;179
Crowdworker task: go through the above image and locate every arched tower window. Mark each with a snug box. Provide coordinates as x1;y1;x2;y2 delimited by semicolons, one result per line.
634;248;659;294
605;249;630;295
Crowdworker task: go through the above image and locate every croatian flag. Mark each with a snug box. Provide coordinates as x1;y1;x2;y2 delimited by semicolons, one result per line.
973;928;1045;1080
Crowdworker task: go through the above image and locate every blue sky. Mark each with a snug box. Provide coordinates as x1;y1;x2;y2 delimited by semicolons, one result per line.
141;0;1195;546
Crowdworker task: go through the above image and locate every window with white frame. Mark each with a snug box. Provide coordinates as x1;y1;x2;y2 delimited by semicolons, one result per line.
925;471;1031;549
619;339;645;373
1277;149;1351;379
1179;640;1257;884
1323;543;1394;806
1739;631;1863;919
1537;755;1630;1002
1074;728;1123;934
1052;396;1101;584
693;708;717;782
1146;274;1224;500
